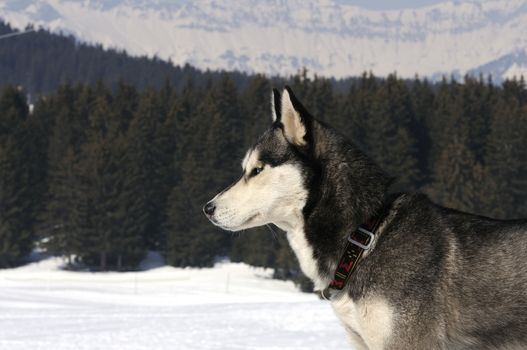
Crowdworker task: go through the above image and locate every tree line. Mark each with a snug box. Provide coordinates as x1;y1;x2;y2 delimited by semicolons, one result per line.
1;72;526;285
0;21;253;96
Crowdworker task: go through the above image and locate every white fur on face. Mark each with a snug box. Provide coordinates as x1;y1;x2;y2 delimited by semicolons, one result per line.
241;148;254;170
211;147;326;288
209;148;307;232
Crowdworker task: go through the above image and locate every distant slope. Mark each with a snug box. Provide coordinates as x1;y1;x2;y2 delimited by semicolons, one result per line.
0;21;250;95
1;0;527;82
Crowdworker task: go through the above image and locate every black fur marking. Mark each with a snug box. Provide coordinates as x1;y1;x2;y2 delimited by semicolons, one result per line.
272;88;281;122
254;127;297;167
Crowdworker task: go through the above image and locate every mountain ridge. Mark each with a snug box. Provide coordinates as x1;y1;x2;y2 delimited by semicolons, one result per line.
1;0;527;82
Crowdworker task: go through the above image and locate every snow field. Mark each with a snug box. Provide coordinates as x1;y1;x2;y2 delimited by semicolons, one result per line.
0;258;349;350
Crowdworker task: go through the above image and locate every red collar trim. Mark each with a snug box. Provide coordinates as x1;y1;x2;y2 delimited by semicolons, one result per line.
318;214;384;300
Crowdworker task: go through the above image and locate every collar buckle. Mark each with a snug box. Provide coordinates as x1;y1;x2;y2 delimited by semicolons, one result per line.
348;227;375;250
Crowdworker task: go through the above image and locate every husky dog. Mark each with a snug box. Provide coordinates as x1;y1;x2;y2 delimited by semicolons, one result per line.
203;87;527;350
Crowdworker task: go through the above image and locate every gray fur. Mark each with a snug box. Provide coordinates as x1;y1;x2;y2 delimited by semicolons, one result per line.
205;87;527;349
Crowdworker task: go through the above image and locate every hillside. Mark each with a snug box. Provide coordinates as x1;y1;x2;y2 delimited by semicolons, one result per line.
0;21;251;96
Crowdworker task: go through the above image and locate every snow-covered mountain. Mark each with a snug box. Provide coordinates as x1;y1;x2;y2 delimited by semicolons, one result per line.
1;0;527;81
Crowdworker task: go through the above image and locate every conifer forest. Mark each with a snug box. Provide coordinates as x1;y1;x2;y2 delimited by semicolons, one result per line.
1;23;526;288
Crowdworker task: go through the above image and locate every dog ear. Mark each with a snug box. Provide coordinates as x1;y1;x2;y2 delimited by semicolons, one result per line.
271;88;281;122
280;86;309;146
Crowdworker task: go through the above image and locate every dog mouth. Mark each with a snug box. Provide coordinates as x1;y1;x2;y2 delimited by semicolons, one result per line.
209;212;261;232
244;212;260;224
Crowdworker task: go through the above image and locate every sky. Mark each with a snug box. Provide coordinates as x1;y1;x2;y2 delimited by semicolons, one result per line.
336;0;455;10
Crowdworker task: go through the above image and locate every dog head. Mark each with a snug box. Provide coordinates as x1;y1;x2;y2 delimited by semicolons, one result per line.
203;87;313;232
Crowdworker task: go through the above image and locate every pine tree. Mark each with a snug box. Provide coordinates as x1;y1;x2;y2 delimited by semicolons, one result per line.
40;147;83;261
485;88;526;218
126;88;171;250
39;84;98;263
163;76;241;267
164;151;233;267
427;78;462;160
0;86;34;267
72;91;145;270
429;136;486;214
113;81;139;132
461;75;493;161
410;77;435;184
340;72;378;147
304;76;337;125
39;85;84;259
239;74;271;146
365;74;420;190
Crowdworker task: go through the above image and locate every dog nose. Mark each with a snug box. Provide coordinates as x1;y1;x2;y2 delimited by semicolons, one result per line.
203;202;216;216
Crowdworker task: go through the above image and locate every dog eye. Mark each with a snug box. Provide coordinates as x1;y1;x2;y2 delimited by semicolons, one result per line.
250;166;264;177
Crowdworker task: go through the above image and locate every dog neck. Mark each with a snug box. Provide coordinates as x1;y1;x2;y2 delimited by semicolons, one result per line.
277;198;388;291
275;212;331;290
281;124;392;291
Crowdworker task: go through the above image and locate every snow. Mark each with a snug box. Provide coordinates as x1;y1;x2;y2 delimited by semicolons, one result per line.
1;0;527;82
503;63;527;80
0;258;349;350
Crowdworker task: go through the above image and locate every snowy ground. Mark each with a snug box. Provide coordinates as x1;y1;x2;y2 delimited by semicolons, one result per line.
0;257;349;350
